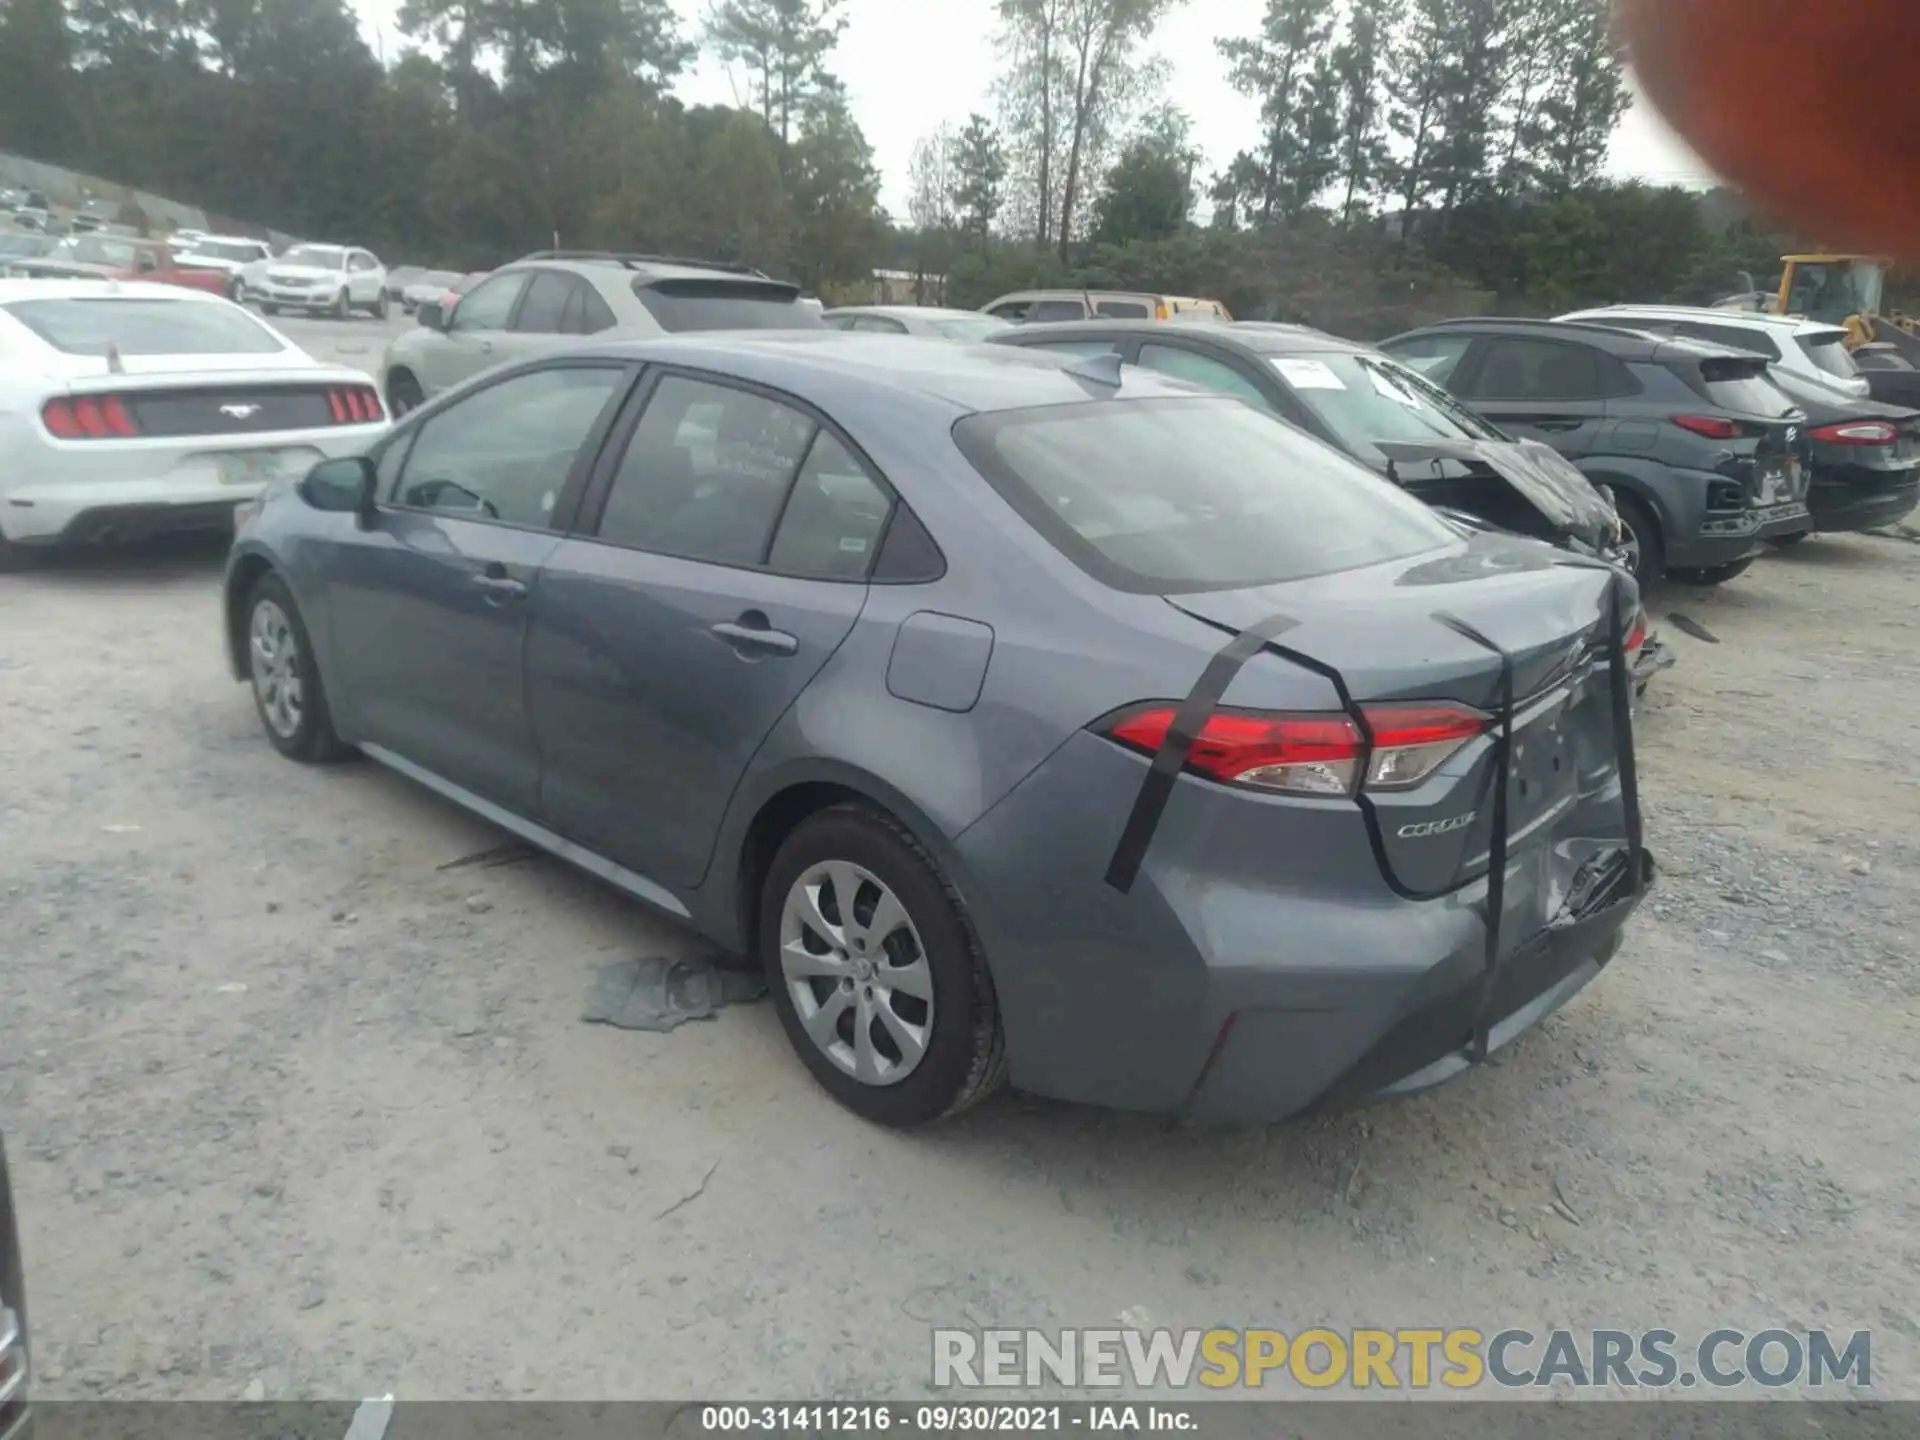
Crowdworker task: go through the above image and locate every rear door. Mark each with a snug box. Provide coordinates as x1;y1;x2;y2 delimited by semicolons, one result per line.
1452;336;1623;458
322;361;634;811
526;370;888;888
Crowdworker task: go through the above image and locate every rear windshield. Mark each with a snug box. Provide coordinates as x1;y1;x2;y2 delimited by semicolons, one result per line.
633;278;825;332
927;314;1013;342
952;396;1456;594
2;298;286;356
1797;331;1859;381
1695;358;1800;417
1271;351;1500;453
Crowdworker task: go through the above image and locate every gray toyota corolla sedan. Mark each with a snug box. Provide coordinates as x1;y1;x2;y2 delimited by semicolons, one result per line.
222;333;1652;1127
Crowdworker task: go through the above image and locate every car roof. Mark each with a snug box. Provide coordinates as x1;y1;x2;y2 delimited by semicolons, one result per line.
184;234;267;246
504;251;767;282
0;278;225;304
1396;315;1688;359
826;305;993;320
996;318;1377;359
562;330;1211;416
1563;304;1847;337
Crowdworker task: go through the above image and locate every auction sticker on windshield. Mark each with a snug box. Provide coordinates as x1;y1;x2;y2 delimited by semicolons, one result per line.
1272;358;1346;390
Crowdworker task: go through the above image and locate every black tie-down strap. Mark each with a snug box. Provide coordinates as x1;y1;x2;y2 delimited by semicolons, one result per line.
1104;614;1301;894
1601;571;1648;894
1430;612;1517;1065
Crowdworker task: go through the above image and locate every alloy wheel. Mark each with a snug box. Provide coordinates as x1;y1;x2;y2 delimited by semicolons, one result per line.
249;599;305;739
778;860;934;1086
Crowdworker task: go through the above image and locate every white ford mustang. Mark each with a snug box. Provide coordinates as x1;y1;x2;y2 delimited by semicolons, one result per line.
0;280;387;569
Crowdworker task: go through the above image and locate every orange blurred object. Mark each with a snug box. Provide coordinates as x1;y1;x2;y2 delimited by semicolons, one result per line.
1614;0;1920;257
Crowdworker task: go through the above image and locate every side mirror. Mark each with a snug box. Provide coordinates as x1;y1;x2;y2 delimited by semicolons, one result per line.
298;456;377;519
417;301;445;331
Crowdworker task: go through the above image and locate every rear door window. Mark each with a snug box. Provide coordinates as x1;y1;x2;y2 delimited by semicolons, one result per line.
1095;299;1152;318
513;272;575;333
952;397;1454;594
632;279;824;332
595;375;818;566
1467;339;1604;400
1027;299;1088;322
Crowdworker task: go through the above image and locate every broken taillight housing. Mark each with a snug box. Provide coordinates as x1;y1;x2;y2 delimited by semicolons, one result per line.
1104;703;1489;797
1671;414;1742;441
1625;609;1649;656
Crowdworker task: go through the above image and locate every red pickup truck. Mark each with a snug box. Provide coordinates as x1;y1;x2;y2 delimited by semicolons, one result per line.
4;235;233;296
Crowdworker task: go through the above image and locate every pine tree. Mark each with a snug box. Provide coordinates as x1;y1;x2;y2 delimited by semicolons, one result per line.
1216;0;1340;223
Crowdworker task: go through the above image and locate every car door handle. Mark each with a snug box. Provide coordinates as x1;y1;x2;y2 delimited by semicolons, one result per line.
471;571;527;601
711;619;799;657
478;339;493;353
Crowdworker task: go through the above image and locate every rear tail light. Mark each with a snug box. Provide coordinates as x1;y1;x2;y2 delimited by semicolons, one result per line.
42;393;140;439
325;385;384;424
1807;419;1898;446
1104;702;1489;797
1625;609;1649;655
1153;301;1169;320
1671;414;1742;441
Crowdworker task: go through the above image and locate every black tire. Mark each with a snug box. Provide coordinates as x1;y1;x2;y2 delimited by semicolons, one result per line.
372;289;390;320
760;804;1006;1127
1612;492;1664;590
0;531;39;574
386;369;425;418
1771;532;1810;548
259;302;278;316
1669;557;1756;586
331;288;351;321
243;572;352;764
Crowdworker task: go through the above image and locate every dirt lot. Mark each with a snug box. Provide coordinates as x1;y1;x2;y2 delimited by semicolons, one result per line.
2;312;1917;1402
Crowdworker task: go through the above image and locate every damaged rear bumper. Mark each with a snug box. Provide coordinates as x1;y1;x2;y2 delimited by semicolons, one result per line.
1632;632;1678;695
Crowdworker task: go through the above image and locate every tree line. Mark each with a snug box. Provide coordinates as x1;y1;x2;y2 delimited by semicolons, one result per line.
0;0;1814;326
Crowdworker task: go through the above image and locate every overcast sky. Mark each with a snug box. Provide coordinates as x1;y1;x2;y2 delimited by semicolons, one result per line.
351;0;1720;217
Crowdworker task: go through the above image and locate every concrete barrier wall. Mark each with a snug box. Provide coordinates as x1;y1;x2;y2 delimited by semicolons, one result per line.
0;151;301;248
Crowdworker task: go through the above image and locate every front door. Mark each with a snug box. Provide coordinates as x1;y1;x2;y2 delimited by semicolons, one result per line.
418;271;528;397
323;362;632;812
527;371;891;889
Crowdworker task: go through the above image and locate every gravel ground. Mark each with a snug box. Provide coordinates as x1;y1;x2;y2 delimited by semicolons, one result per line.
1;312;1916;1402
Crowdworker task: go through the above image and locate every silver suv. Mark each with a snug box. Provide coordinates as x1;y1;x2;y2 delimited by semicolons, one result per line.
379;251;825;415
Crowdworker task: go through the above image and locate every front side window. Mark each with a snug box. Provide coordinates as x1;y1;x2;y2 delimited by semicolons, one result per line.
987;300;1033;322
596;375;818;566
1095;300;1152;318
449;273;526;331
1028;299;1088;323
394;366;626;526
1380;332;1473;386
953;396;1455;594
1137;343;1275;411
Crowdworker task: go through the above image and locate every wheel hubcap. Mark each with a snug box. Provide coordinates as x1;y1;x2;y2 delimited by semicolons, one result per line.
249;600;304;739
779;861;933;1087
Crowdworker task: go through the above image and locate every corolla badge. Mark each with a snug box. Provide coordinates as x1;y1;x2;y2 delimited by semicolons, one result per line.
220;403;262;419
1398;812;1477;839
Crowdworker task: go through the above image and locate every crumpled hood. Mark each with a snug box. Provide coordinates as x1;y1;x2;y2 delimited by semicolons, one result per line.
1376;436;1619;549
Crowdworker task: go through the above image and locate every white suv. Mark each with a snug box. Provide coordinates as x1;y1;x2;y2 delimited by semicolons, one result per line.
253;244;390;320
1559;305;1869;400
173;235;274;299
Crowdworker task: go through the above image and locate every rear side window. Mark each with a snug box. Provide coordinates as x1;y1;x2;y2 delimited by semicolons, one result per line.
3;298;285;355
1095;299;1152;318
952;397;1455;594
513;272;575;333
1798;331;1859;380
633;279;824;332
561;281;618;335
766;433;893;579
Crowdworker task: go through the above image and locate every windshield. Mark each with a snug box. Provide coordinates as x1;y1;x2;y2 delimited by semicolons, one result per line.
3;298;287;356
280;246;347;270
927;314;1013;342
634;279;826;332
185;240;263;263
52;236;140;268
952;396;1455;594
1274;351;1501;453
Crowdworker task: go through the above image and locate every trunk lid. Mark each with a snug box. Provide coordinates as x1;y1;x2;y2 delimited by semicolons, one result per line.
1166;532;1634;900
